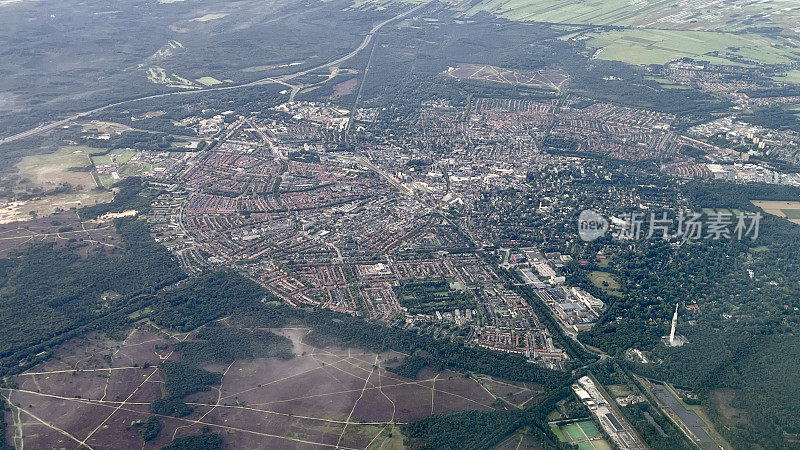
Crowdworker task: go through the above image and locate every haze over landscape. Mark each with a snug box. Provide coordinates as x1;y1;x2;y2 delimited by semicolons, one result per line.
2;0;800;449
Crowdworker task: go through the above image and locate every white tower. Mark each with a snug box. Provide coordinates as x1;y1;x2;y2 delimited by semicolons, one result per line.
669;303;678;345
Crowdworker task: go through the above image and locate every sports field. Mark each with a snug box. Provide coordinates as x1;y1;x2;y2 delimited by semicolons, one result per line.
97;162;153;187
554;420;610;449
565;423;584;440
97;162;152;188
91;148;152;187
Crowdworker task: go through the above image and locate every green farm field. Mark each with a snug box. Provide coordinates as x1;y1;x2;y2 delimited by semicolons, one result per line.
584;29;800;66
773;70;800;84
450;0;800;33
456;0;650;26
196;76;223;86
781;209;800;220
444;0;800;66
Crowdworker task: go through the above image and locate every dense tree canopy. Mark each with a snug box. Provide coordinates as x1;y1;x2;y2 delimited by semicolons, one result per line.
0;217;184;376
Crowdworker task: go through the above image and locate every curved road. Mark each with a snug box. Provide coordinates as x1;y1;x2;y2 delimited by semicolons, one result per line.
0;0;432;146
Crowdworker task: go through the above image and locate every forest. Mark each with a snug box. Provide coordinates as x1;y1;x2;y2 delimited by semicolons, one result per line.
151;361;223;417
0;398;10;450
161;430;222;450
405;410;528;450
0;217;184;376
387;354;429;379
572;180;800;446
150;397;195;418
177;322;294;365
404;386;574;449
148;271;269;332
78;177;154;220
138;416;162;442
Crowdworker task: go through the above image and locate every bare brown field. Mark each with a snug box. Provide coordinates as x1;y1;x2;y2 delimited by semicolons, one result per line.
1;327;177;449
0;191;113;224
331;78;358;99
443;63;570;91
0;209;122;257
751;200;800;225
2;326;541;449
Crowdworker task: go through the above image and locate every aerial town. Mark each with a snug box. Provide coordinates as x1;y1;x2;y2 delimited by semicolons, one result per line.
11;93;746;392
5;0;800;447
76;80;800;380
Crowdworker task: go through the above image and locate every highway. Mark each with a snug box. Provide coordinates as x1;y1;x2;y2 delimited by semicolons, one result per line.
0;0;433;146
277;0;433;84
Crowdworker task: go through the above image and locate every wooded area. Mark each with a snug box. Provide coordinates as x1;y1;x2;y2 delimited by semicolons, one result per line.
573;181;800;447
0;216;184;376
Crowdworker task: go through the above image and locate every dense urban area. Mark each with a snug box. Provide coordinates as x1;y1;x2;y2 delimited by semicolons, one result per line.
2;0;800;448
